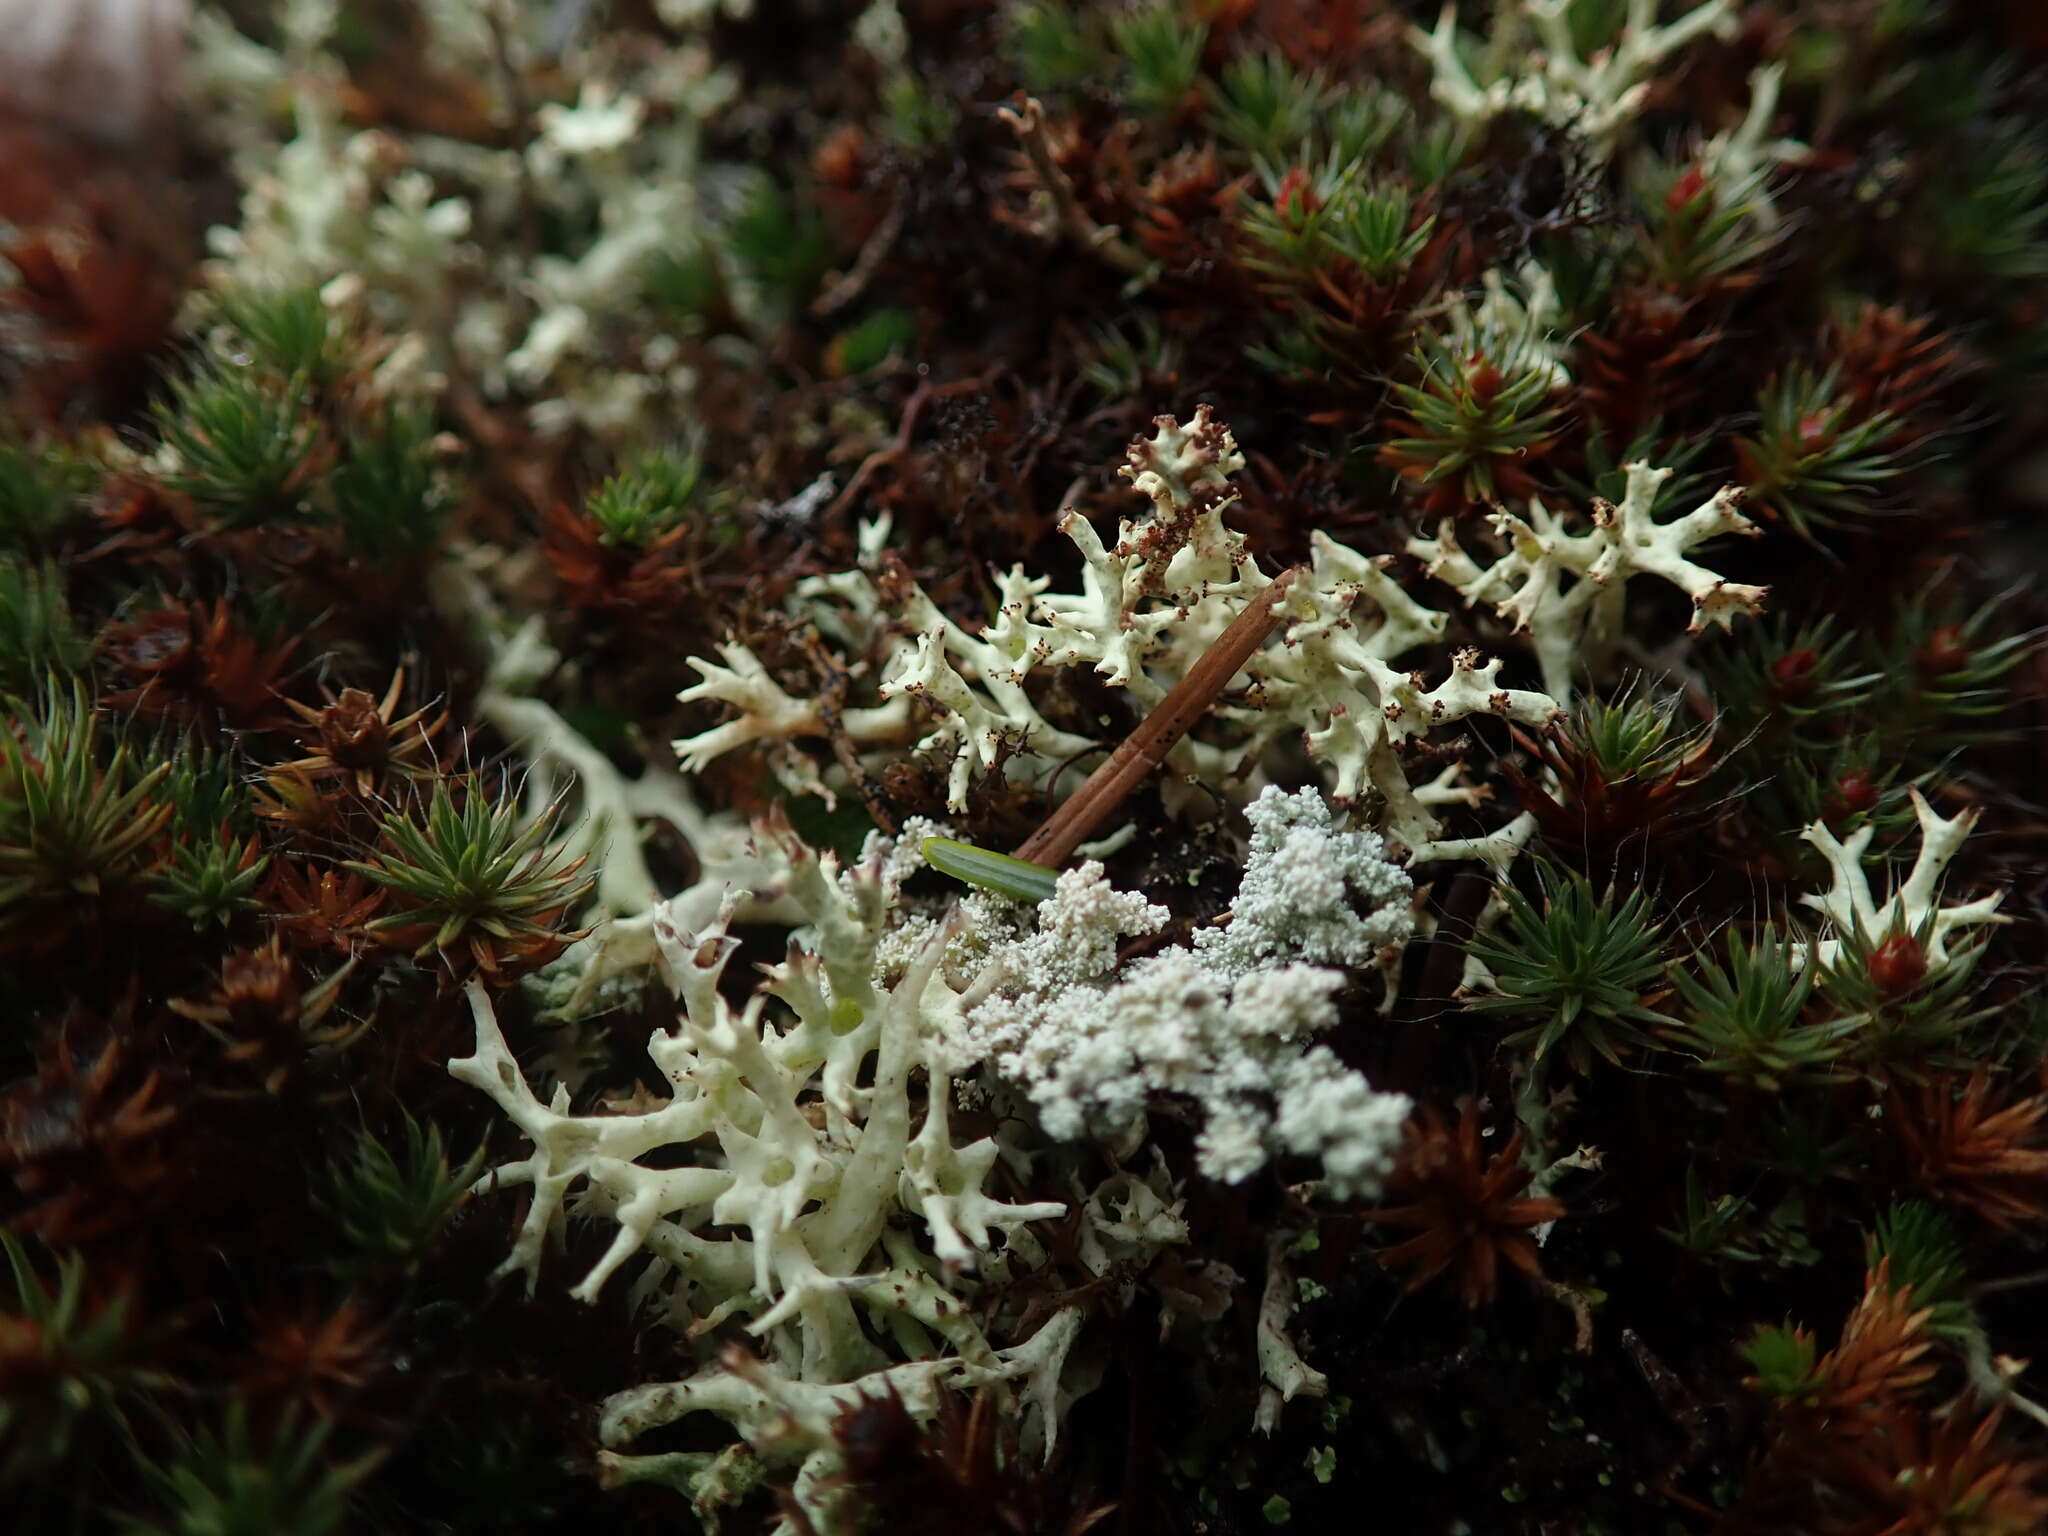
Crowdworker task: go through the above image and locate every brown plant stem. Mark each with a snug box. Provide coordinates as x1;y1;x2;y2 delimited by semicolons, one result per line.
824;370;996;524
812;191;905;318
1014;567;1300;867
996;94;1151;278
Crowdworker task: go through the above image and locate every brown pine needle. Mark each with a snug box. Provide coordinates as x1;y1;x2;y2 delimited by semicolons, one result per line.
1014;567;1300;868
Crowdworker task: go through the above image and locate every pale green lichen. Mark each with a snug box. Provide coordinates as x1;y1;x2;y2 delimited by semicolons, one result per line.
678;407;1569;853
188;0;740;449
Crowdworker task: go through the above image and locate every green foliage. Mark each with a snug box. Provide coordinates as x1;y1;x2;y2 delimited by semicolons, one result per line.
328;403;448;562
1696;596;2025;848
1740;1323;1820;1403
642;242;725;322
585;447;704;548
1817;916;1990;1079
1974;987;2048;1074
0;558;88;694
1405;119;1471;187
1237;161;1433;286
1701;613;1881;754
1919;129;2048;282
0;679;172;919
346;779;593;965
0;439;91;551
160;747;249;837
1569;688;1700;784
1865;1200;1974;1340
1558;0;1633;55
122;1404;381;1536
1114;5;1207;117
212;286;340;390
152;360;317;527
152;833;268;929
1665;926;1848;1092
1321;86;1407;167
113;740;263;931
2;1234;160;1487
1630;157;1783;292
1209;49;1323;160
315;1114;486;1271
1244;323;1331;381
880;72;958;154
1467;866;1671;1072
1006;1;1101;95
1236;162;1348;281
726;177;831;309
1381;333;1564;503
1662;1163;1826;1277
1659;1174;1751;1263
1660;1169;1822;1270
1733;364;1905;537
1711;578;2036;852
150;747;264;927
1080;313;1181;399
1749;737;1916;852
1874;577;2041;756
1508;686;1718;877
829;307;919;375
162;289;448;550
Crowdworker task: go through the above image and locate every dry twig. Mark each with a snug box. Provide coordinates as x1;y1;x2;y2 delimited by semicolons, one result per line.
1015;568;1299;867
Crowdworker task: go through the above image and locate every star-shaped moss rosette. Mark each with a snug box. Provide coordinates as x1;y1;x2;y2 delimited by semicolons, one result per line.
346;780;593;979
1367;1101;1567;1309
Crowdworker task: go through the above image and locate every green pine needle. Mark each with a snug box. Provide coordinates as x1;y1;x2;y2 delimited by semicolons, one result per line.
922;837;1060;903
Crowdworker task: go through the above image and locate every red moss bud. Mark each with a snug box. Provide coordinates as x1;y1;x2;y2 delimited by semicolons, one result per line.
1866;932;1928;997
1831;769;1880;817
1666;164;1708;212
1274;166;1319;222
812;123;869;190
1769;647;1820;699
0;1314;48;1391
1916;624;1971;676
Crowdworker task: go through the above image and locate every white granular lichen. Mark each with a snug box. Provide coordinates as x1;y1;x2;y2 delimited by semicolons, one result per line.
952;788;1415;1197
1195;786;1415;977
